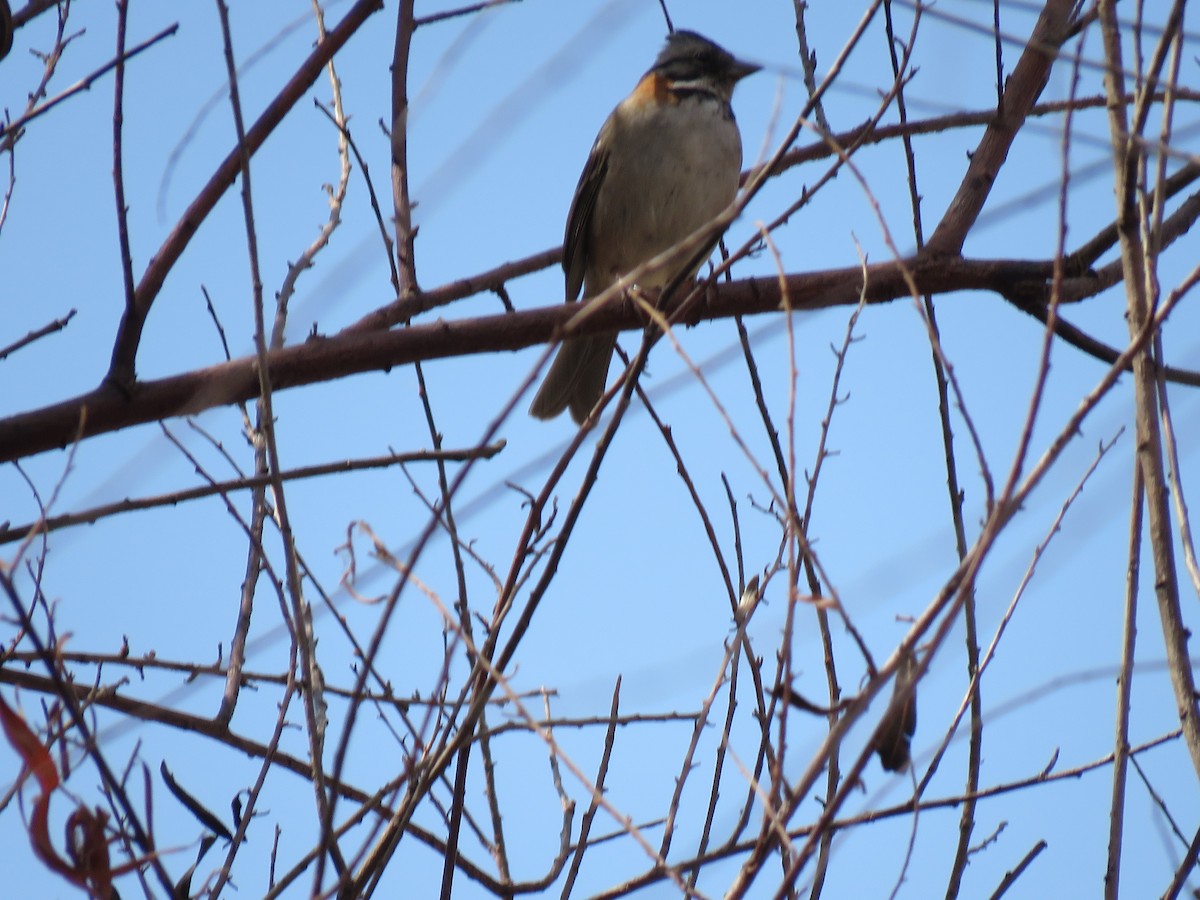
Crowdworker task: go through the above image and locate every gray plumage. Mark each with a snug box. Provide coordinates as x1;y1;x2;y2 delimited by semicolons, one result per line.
530;31;758;423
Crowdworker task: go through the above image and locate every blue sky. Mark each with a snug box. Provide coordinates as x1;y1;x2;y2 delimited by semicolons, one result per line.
3;1;1199;897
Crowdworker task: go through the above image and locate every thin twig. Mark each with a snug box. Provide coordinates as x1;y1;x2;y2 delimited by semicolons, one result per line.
1;571;178;895
0;23;177;143
560;678;623;898
0;309;76;362
1105;454;1143;898
111;0;135;320
0;445;501;546
105;0;383;387
987;840;1047;899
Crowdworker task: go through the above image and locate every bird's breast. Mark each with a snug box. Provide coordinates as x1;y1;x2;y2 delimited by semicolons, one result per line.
584;95;743;292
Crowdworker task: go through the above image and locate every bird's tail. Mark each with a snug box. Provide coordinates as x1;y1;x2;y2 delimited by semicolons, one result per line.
529;333;617;424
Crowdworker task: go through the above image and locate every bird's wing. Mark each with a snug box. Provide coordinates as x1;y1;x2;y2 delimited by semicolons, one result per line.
562;127;610;302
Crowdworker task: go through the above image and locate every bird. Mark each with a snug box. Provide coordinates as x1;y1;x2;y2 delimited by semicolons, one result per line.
529;30;759;424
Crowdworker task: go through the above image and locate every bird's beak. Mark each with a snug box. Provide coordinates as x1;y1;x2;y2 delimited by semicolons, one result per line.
731;58;761;82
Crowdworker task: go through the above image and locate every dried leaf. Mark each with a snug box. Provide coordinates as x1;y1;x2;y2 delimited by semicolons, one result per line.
30;794;87;888
175;833;218;897
160;760;233;840
67;807;113;898
0;694;59;794
871;647;919;773
736;575;761;623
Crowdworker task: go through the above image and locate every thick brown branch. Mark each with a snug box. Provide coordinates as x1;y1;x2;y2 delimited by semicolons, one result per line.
0;255;1103;464
13;248;1197;466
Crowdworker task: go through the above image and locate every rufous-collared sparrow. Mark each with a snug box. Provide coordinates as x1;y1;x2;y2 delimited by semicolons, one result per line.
529;30;759;423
